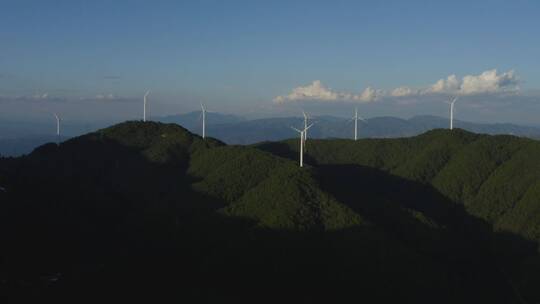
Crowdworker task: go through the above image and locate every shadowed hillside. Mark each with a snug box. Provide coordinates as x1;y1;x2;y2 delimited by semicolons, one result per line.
257;128;540;302
1;122;538;303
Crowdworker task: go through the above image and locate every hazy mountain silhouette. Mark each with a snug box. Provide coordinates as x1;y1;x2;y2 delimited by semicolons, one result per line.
0;135;68;157
158;113;540;145
3;113;540;156
158;111;245;129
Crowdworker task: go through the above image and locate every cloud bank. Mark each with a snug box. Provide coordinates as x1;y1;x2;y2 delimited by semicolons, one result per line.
89;93;136;103
0;93;67;103
423;69;519;96
274;69;520;104
273;80;379;103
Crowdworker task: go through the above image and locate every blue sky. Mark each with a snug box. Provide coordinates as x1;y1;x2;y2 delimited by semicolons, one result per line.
1;0;540;123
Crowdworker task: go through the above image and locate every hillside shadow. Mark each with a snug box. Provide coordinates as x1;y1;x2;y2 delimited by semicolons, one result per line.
315;163;539;303
255;141;318;165
254;141;296;159
1;133;539;303
316;164;487;241
0;134;211;286
256;142;539;256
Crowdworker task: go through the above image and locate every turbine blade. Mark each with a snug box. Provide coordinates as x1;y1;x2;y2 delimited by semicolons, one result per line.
290;126;302;133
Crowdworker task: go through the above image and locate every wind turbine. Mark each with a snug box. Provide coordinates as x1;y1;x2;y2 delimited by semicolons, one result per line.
302;110;310;144
200;103;207;139
447;96;458;130
53;112;61;144
352;107;367;141
143;90;150;122
291;123;314;168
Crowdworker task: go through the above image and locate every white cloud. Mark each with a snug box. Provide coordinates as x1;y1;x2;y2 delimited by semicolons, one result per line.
273;80;379;103
425;69;519;96
459;69;518;95
95;93;117;100
391;86;418;97
273;80;340;102
356;86;378;102
90;93;136;103
428;74;460;94
275;69;520;104
386;69;519;98
0;93;67;103
31;92;49;100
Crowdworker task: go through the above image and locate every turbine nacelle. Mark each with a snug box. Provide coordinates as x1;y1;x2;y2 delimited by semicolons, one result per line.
352;115;367;123
291;126;302;133
445;96;459;105
301;110;314;149
291;123;314;134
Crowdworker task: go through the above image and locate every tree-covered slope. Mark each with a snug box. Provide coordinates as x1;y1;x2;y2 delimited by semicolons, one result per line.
257;128;540;302
257;129;540;241
1;123;538;303
187;146;363;230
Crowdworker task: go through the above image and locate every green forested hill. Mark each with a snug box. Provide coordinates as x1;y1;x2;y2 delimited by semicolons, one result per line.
257;128;540;302
1;122;539;303
256;129;540;243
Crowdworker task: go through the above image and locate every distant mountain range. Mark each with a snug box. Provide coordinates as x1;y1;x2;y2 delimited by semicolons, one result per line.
0;120;109;157
157;112;540;145
158;111;246;127
0;135;69;157
2;112;539;156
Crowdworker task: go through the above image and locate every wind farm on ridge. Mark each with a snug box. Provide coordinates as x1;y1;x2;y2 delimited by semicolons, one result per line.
2;2;540;303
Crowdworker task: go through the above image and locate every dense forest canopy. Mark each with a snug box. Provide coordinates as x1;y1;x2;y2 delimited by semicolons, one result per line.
1;121;539;303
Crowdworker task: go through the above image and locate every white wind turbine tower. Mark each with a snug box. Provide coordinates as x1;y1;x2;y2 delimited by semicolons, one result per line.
302;110;311;149
143;90;150;122
200;103;207;139
53;112;61;144
352;107;367;141
291;123;314;168
448;96;458;130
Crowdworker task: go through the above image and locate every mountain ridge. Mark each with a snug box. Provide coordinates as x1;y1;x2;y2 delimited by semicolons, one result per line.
1;122;539;303
3;113;540;157
158;112;540;144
